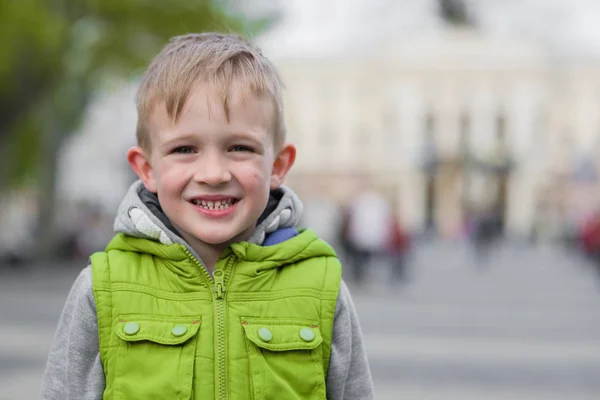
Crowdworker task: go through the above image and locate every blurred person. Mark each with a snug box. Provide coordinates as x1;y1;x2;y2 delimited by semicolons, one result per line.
579;210;600;273
340;188;394;284
58;202;115;261
387;213;412;283
0;192;37;267
472;204;502;268
74;206;114;260
40;33;373;400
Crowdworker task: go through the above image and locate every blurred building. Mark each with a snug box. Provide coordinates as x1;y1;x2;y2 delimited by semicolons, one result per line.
56;81;138;216
254;1;600;240
44;1;600;242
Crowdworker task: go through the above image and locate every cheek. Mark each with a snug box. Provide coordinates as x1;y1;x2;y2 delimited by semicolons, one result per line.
155;162;189;191
235;164;271;192
246;170;268;187
255;172;272;191
235;159;269;178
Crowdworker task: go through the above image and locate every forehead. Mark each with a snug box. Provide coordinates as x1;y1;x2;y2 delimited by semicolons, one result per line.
147;82;276;140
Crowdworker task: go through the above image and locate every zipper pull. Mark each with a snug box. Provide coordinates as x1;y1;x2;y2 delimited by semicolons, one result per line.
214;269;225;299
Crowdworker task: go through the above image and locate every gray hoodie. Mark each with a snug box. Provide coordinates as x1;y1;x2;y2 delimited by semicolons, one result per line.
40;181;374;399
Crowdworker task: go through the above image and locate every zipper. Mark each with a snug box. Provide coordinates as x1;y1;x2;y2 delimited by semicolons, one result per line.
214;255;236;400
183;247;213;288
181;248;235;400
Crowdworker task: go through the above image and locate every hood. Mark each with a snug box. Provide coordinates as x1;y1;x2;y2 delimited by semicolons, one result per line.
229;229;336;272
109;180;332;265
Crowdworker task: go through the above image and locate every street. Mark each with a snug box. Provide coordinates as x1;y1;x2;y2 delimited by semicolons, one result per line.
2;240;600;399
356;241;600;399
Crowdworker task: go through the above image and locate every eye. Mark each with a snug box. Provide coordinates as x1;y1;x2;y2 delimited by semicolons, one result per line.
229;144;253;152
173;146;195;154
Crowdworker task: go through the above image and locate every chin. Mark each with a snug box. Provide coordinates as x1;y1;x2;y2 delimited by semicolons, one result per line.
197;231;240;246
204;238;235;246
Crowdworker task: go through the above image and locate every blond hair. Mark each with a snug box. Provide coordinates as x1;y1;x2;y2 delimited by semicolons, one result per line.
136;32;285;151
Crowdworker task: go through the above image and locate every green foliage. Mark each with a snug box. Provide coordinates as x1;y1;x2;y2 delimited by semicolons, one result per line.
0;0;270;187
1;114;42;187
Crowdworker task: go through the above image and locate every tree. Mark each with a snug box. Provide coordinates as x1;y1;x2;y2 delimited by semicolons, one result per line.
0;0;271;260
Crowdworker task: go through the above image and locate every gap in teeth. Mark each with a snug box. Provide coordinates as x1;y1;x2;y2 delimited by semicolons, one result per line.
193;199;235;210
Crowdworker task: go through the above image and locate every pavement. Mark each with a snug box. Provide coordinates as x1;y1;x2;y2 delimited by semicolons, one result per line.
2;240;600;399
353;241;600;399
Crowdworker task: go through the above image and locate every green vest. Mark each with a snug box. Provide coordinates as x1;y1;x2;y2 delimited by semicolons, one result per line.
91;229;342;400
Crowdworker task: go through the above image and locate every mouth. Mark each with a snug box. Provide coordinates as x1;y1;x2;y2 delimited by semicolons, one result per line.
189;197;239;211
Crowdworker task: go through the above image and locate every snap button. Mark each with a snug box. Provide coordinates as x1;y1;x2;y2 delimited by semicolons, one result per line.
123;322;140;335
258;327;273;342
172;324;188;337
299;327;315;342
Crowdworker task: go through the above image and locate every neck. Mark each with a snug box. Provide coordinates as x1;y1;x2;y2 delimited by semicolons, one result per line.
179;227;256;273
197;247;222;273
182;235;227;273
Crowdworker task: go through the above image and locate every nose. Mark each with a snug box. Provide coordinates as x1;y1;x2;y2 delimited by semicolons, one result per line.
193;150;232;186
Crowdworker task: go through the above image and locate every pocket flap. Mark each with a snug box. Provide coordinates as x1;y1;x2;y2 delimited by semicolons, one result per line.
241;317;323;351
115;314;201;345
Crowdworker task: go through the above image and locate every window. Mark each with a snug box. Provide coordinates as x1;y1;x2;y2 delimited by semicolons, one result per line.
384;108;400;156
496;112;506;141
459;112;470;158
425;111;436;140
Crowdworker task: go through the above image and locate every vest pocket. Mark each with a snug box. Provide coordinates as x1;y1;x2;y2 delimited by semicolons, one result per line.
112;314;201;400
241;317;326;400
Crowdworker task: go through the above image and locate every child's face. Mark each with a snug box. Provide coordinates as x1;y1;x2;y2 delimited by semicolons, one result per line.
128;83;295;251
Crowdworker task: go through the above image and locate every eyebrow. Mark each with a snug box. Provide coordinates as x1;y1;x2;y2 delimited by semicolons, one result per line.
158;130;266;151
226;131;265;145
158;133;198;151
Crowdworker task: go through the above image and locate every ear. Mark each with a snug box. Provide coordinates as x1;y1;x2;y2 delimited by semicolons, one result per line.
127;146;158;193
270;143;296;189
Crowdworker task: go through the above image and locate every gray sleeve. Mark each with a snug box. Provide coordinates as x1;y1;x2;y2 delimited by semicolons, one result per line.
326;280;375;400
40;266;105;400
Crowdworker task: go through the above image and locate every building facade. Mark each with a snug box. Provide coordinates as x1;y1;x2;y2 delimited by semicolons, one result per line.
269;28;600;239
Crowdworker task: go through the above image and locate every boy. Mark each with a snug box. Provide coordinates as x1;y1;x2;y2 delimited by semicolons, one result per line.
41;33;374;399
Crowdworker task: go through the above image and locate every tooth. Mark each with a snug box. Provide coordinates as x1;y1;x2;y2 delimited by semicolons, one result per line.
215;201;221;207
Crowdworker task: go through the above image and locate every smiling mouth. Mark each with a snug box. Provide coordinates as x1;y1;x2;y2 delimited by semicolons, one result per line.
190;198;239;211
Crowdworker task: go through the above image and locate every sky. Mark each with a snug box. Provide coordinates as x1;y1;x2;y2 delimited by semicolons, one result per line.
245;0;600;58
473;0;600;56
